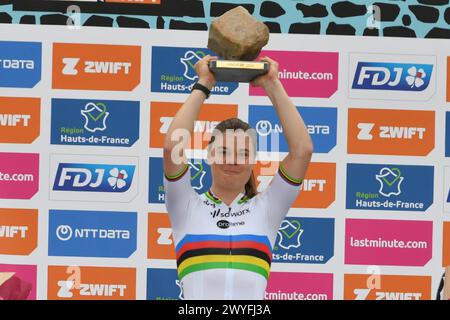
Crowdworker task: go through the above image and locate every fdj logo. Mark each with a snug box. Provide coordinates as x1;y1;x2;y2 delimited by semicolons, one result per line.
352;62;433;91
81;102;109;132
376;167;404;197
277;220;304;250
53;163;135;192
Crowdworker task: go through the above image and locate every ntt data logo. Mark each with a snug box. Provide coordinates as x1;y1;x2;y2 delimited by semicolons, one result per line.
50;154;138;202
273;218;334;264
249;106;337;153
349;54;435;100
49;210;137;258
51;98;139;147
346;163;433;212
151;46;238;95
0;41;41;88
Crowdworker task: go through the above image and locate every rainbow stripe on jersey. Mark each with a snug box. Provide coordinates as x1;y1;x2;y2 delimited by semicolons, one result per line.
175;234;272;280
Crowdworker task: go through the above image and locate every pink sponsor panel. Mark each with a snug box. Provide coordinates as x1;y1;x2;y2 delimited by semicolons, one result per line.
345;219;433;266
249;50;339;98
0;152;39;199
265;272;333;300
0;263;37;300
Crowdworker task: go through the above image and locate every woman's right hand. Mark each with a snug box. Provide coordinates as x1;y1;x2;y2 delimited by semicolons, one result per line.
194;54;218;90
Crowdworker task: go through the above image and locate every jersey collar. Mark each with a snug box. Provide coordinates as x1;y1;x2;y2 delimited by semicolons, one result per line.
205;189;250;206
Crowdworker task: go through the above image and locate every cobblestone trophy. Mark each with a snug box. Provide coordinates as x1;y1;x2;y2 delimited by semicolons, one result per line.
208;6;270;82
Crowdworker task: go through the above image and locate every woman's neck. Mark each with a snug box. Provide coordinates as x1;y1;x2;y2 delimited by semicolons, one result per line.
210;184;245;207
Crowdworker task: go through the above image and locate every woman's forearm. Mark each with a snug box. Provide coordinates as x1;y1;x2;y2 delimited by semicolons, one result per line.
164;89;206;151
263;79;313;158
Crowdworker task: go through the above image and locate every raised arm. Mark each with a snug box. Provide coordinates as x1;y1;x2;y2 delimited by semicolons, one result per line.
252;56;313;182
163;55;217;176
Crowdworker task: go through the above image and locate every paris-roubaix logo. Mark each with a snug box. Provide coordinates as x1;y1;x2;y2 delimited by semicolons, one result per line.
272;217;334;264
249;50;338;98
0;97;40;144
0;152;39;200
265;272;333;300
149;101;238;150
151;46;238;95
52;43;141;91
148;157;211;204
347;108;435;156
344;274;431;300
146;268;183;300
49;154;138;203
249;105;337;154
349;53;435;100
48;210;137;258
346;163;433;212
47;266;136;300
0;41;41;88
50;98;139;147
0;208;38;256
345;218;433;267
0;264;37;300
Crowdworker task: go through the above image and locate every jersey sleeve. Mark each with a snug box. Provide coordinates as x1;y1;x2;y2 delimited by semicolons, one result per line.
259;164;303;232
163;164;197;231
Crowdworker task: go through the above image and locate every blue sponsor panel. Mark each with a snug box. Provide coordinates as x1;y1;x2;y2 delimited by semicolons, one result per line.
272;217;334;264
53;163;136;193
346;163;434;212
147;268;182;300
248;106;337;153
151;46;238;95
352;62;433;91
0;41;41;88
50;98;139;147
48;210;137;258
149;157;212;204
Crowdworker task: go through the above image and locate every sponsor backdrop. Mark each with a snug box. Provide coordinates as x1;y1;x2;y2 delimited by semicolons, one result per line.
0;23;449;301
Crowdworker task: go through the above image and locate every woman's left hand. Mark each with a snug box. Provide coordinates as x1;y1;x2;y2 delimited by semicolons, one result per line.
250;56;280;89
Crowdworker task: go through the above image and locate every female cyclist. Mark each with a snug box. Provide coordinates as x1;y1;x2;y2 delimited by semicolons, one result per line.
163;54;313;300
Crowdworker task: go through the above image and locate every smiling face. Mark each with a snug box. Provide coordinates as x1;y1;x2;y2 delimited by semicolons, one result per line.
208;128;256;193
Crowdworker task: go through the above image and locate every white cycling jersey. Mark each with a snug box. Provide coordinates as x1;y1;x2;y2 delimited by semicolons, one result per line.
164;164;302;300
